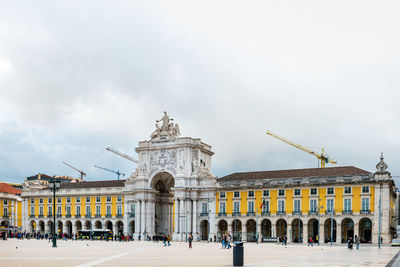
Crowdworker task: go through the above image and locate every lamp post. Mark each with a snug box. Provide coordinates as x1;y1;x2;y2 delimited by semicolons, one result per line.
50;177;61;248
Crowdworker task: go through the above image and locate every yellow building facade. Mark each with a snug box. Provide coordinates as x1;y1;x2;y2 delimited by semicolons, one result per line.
212;164;396;244
0;183;23;231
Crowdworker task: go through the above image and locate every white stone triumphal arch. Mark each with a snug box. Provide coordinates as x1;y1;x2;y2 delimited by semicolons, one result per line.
123;112;217;241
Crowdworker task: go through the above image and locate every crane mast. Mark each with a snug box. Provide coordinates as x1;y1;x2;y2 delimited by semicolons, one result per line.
94;165;125;180
106;147;138;163
266;130;337;168
62;161;86;180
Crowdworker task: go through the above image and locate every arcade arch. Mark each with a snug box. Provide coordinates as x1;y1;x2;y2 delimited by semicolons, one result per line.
261;219;271;239
276;219;287;239
292;219;303;243
324;218;337;243
232;219;242;241
341;218;354;243
200;220;209;241
359;218;372;243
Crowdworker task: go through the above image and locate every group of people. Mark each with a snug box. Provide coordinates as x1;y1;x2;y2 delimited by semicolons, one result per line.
347;235;361;250
221;233;232;249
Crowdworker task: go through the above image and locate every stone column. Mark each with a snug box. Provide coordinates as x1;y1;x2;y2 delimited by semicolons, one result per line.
174;198;179;234
319;223;325;244
72;223;77;235
146;200;154;236
337;223;342;244
45;221;49;233
141;200;146;235
192;199;197;236
354;222;359;240
272;223;276;238
241;222;246;241
135;200;140;235
62;222;67;234
123;202;129;235
179;198;185;239
303;222;308;243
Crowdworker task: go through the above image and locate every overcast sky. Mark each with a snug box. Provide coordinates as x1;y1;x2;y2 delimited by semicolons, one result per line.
0;1;399;185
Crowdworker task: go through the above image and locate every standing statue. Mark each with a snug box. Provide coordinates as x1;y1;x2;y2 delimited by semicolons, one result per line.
156;111;173;132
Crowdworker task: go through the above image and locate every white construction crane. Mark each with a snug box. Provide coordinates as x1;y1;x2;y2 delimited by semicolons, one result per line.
106;147;138;163
62;161;86;180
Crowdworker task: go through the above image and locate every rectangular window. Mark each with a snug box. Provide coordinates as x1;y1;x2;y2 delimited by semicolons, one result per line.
310;199;317;212
30;198;34;204
248;191;254;197
219;202;226;213
39;206;43;215
202;203;208;213
234;191;240;198
39;198;43;204
67;197;71;203
106;205;111;216
57;197;61;203
263;200;270;213
263;190;269;197
66;206;71;215
4;200;8;205
327;188;334;195
117;205;122;215
86;197;90;203
57;206;61;215
344;187;352;194
130;204;135;215
86;206;91;216
233;202;240;213
107;196;111;202
76;206;81;215
220;192;226;198
362;186;369;193
278;200;285;212
327;199;334;212
30;206;34;216
3;208;8;217
310;188;317;195
76;197;80;203
294;189;301;196
96;196;100;203
48;206;52;216
362;198;370;211
294;200;301;212
248;201;254;212
96;205;101;215
278;190;285;196
48;198;52;203
344;199;352;211
117;195;122;202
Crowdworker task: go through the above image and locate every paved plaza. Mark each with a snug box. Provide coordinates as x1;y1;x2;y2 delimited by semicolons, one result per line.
0;239;398;267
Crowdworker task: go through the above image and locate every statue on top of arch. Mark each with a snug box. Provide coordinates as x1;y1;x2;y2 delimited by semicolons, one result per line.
150;111;181;140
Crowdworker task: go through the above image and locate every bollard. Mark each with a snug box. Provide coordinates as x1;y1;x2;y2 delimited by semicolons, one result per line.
233;241;244;266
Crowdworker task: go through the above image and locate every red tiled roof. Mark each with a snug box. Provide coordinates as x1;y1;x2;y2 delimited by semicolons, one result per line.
0;183;22;195
218;166;371;181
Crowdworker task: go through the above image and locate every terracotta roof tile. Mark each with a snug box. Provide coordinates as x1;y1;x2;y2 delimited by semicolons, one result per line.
0;183;22;195
218;166;371;182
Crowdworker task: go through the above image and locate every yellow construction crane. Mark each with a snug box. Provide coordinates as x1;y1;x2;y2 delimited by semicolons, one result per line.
266;130;337;168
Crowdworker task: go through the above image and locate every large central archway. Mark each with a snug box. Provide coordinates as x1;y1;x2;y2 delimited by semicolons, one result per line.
151;172;175;235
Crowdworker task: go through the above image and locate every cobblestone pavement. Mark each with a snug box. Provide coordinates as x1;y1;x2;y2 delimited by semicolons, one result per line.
0;240;398;267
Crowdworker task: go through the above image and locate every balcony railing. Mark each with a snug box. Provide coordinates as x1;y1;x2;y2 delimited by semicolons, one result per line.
200;212;208;216
106;214;112;218
47;214;53;218
38;214;44;218
30;214;35;218
95;214;101;218
3;215;9;219
261;211;270;216
128;213;135;218
218;212;227;216
342;210;353;215
65;214;71;218
116;214;123;218
57;214;62;218
85;214;92;218
232;211;241;216
277;210;286;215
325;210;335;215
75;214;81;218
246;211;255;216
360;209;371;214
292;211;301;215
308;211;318;215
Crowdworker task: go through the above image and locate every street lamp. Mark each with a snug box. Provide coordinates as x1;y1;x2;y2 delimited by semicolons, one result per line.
49;177;61;248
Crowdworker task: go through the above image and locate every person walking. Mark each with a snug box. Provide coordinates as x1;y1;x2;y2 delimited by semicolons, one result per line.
167;234;171;246
188;233;193;249
308;237;313;247
348;237;354;250
355;235;360;250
